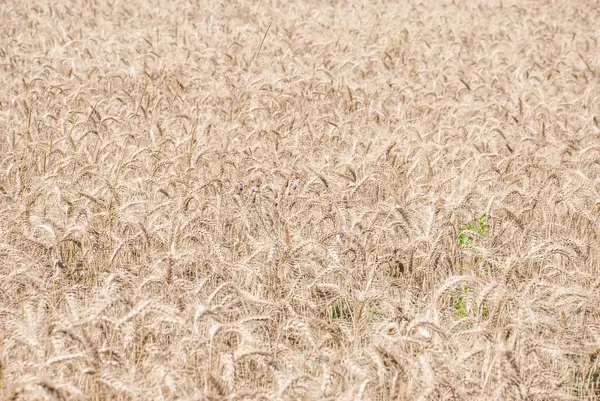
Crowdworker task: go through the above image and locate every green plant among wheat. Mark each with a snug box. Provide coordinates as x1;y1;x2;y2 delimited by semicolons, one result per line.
457;213;489;248
456;213;492;277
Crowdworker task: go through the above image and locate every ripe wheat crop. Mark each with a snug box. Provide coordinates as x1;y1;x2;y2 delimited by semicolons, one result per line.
1;0;600;399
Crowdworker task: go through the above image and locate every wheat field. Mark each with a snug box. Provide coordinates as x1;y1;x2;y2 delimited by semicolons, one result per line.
1;0;600;399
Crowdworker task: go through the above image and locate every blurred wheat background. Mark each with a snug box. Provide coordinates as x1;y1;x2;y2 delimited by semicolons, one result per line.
1;0;600;399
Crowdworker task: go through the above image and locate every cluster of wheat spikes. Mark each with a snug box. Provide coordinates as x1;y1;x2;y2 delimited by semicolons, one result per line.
1;0;599;399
